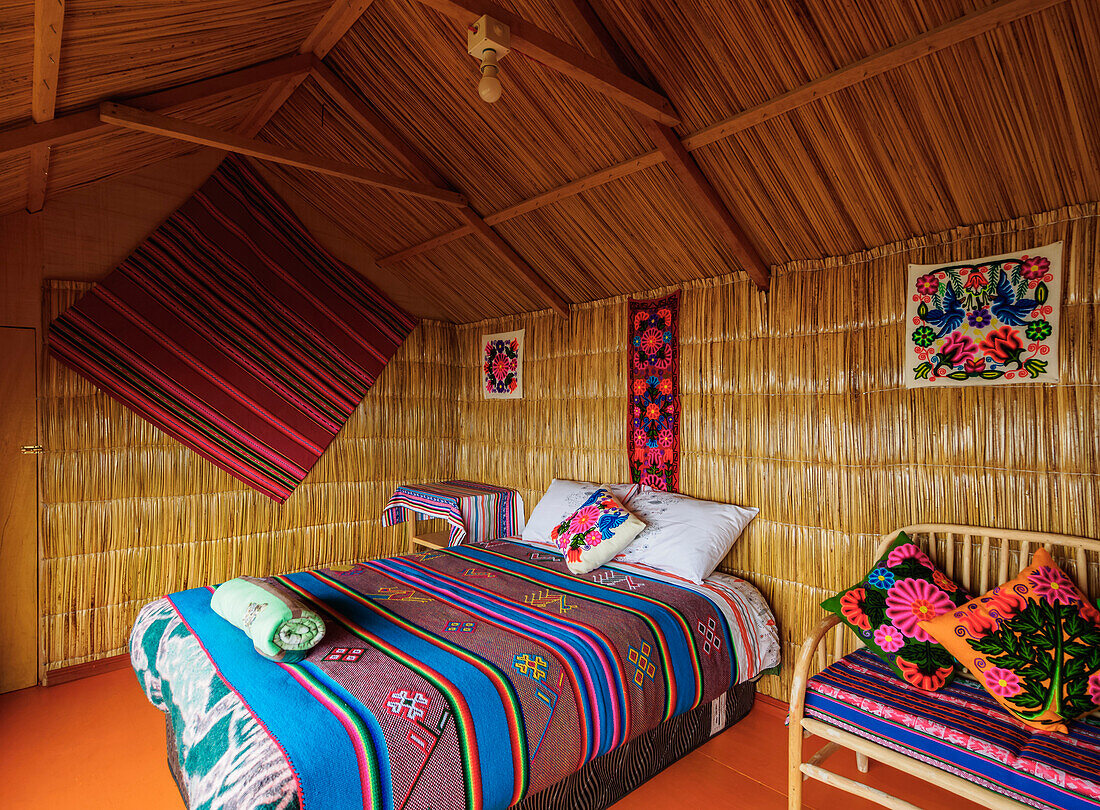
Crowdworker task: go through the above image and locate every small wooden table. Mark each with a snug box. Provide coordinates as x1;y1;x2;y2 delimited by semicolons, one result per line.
382;480;525;554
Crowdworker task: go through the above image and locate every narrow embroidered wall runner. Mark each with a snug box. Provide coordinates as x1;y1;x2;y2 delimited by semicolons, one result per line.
48;155;417;502
628;291;680;491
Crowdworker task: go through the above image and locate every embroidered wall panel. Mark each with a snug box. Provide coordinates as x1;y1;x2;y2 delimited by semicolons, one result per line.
904;242;1062;388
628;291;681;491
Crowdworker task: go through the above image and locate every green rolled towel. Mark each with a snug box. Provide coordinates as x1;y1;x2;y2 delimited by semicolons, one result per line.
210;577;325;663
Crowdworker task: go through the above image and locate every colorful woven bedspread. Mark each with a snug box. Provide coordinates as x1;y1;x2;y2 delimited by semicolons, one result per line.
132;539;779;810
805;649;1100;810
48;155;417;502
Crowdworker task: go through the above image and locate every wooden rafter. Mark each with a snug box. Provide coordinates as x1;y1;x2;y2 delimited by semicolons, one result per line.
26;0;66;212
0;53;313;157
557;0;769;289
311;62;570;317
378;0;1063;276
684;0;1067;150
236;0;377;137
415;0;678;127
99;103;466;207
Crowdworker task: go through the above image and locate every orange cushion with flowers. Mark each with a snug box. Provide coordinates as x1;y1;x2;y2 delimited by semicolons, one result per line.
920;548;1100;734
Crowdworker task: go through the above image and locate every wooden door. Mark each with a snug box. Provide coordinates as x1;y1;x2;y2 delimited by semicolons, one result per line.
0;327;38;692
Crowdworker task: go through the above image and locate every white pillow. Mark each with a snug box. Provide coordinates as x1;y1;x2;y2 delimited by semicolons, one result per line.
612;489;758;583
522;479;644;546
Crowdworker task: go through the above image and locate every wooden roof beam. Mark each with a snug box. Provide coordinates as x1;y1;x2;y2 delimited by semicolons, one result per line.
26;0;66;212
381;0;1058;282
414;0;678;127
99;103;466;207
236;0;377;137
311;61;570;317
555;0;770;290
685;0;1068;150
0;53;314;159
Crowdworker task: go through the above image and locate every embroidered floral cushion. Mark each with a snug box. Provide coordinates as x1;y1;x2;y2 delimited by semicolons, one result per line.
550;486;646;575
920;548;1100;733
821;532;971;691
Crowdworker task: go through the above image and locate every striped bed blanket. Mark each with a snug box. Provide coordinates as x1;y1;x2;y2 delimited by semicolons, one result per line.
131;539;779;810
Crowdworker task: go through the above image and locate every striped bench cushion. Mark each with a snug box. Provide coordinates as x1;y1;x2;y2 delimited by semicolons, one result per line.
805;649;1100;810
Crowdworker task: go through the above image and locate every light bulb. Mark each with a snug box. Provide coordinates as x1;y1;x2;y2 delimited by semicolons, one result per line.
478;49;502;103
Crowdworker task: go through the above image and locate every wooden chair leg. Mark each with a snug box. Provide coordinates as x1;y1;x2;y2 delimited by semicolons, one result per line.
856;752;869;773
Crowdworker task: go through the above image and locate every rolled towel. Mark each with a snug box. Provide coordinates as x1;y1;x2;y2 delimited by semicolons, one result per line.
210;577;325;663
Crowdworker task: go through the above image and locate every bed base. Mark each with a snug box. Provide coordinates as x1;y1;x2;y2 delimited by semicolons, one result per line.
166;679;756;810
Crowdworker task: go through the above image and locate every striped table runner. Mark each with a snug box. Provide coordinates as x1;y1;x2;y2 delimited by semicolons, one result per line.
47;155;417;502
382;480;526;545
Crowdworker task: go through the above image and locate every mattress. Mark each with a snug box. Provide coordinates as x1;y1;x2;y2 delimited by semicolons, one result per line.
131;538;779;810
805;649;1100;810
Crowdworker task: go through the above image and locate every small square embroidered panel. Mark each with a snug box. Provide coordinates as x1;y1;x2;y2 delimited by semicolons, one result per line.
482;329;524;399
903;242;1061;388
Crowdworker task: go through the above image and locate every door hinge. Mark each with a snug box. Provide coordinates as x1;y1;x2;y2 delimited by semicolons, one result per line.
20;445;44;455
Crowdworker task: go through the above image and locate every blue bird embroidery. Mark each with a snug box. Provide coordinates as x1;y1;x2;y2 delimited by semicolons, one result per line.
921;280;965;338
991;268;1039;326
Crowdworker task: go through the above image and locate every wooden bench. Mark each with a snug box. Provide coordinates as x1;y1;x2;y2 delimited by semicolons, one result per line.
788;523;1100;810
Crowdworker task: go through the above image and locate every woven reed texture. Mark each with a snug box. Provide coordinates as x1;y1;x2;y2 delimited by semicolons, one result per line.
40;284;458;671
452;202;1100;701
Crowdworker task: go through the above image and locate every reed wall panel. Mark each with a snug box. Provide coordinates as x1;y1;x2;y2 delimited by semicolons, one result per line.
452;203;1100;700
41;282;458;671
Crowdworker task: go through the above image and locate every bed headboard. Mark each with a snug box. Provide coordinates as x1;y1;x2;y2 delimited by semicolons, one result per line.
812;523;1100;677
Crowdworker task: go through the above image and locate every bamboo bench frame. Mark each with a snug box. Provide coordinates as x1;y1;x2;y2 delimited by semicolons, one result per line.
788;523;1100;810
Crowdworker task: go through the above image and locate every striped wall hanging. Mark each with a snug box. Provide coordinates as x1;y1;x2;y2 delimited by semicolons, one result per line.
628;291;680;491
48;155;418;502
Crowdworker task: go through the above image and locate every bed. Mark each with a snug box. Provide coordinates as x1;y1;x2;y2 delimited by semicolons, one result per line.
131;537;779;810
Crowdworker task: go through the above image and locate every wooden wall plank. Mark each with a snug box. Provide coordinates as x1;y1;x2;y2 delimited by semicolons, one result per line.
0;327;39;692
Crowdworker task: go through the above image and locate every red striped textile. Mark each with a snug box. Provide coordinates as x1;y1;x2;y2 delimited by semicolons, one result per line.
47;156;417;502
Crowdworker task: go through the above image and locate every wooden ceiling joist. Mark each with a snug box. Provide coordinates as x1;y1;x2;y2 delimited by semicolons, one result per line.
0;53;314;159
99;102;466;207
26;0;67;212
378;0;1065;282
415;0;678;127
312;62;571;317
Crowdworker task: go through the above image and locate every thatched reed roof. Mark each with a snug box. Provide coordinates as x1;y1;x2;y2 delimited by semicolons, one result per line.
2;0;1096;322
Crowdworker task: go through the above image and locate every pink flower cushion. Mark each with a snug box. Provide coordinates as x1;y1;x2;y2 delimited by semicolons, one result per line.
550;486;646;575
820;532;971;691
920;547;1100;733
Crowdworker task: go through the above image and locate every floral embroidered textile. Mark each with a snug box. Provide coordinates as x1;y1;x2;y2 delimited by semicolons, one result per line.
482;329;523;399
821;533;971;692
550;486;645;575
904;242;1062;388
920;547;1100;733
628;292;680;491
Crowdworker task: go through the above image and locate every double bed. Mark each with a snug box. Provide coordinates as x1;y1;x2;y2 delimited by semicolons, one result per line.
132;536;779;810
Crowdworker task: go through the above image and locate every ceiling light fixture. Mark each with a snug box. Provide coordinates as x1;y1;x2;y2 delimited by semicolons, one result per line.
467;15;510;103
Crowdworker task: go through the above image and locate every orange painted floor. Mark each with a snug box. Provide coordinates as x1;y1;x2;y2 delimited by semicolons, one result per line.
0;669;984;809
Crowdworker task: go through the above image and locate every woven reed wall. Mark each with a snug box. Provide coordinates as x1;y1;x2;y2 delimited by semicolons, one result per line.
40;281;458;672
452;202;1100;701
